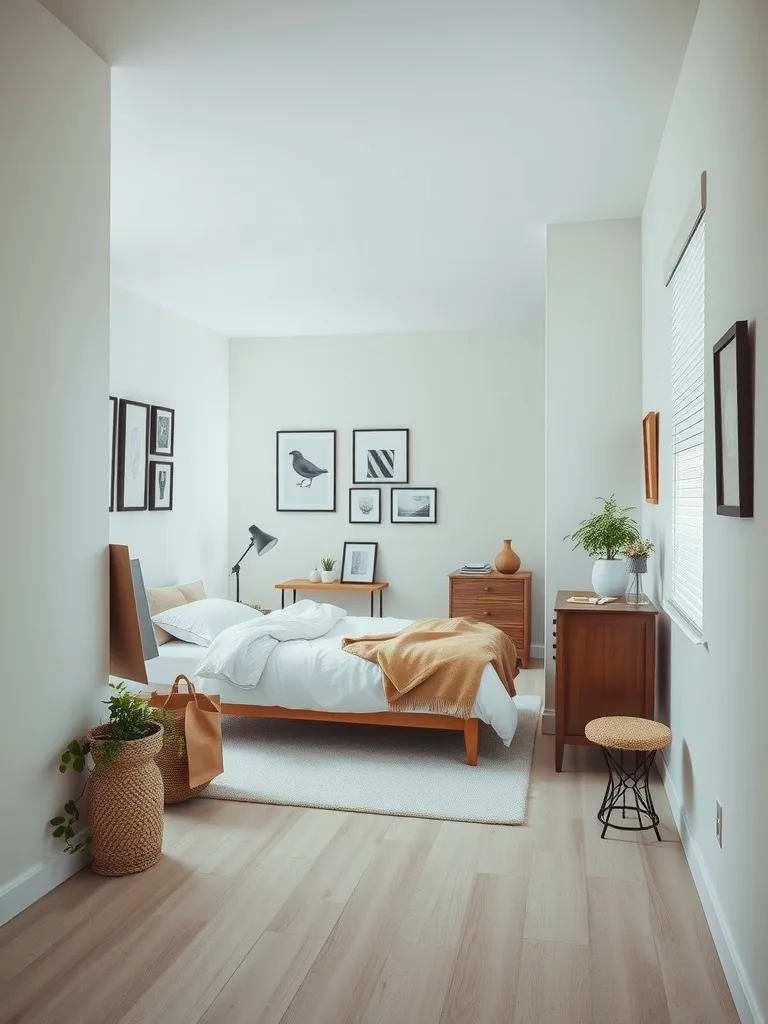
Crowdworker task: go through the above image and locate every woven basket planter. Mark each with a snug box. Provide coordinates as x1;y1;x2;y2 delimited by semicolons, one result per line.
154;706;210;804
86;722;164;877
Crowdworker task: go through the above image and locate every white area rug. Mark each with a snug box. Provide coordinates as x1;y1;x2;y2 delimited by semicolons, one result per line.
202;695;541;825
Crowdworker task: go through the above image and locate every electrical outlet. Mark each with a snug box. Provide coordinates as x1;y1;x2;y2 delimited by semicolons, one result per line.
716;801;723;848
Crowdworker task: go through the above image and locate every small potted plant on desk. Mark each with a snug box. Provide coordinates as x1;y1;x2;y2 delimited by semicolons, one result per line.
623;538;654;605
50;682;178;876
320;557;337;584
565;494;640;598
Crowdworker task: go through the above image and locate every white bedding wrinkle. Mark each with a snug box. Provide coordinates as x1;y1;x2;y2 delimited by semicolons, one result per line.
195;599;347;690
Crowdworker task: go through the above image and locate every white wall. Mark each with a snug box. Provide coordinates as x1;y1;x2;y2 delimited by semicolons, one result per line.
642;1;768;1020
544;219;643;720
109;286;229;597
229;331;545;646
0;0;109;919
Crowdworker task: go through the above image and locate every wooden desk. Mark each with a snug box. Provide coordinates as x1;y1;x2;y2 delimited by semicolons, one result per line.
554;590;658;771
275;579;390;616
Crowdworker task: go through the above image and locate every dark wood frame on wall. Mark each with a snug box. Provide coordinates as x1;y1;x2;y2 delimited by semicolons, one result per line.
713;320;753;517
275;429;337;512
642;411;659;504
109;395;118;512
349;486;382;524
116;399;150;511
352;428;410;484
148;460;174;511
149;405;175;456
390;486;438;524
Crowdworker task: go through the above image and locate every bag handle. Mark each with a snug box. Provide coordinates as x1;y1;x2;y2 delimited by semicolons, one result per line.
158;674;197;708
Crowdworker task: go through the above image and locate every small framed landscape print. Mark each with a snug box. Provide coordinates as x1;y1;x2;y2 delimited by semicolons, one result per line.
148;461;174;511
116;399;149;511
714;320;753;517
150;405;174;456
109;395;118;511
642;411;659;504
391;487;437;524
353;428;409;483
276;430;336;511
341;541;378;584
349;487;381;524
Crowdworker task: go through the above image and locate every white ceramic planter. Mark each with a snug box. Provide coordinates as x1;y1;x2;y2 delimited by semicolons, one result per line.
592;558;627;598
320;570;336;584
309;569;321;583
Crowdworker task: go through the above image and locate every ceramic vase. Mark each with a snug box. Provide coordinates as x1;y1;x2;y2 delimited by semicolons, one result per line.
309;568;321;583
494;539;521;574
591;558;627;598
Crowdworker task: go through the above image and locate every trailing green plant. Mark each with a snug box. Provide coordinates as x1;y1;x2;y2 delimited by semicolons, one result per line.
623;538;655;558
321;556;337;571
50;682;181;854
564;495;640;561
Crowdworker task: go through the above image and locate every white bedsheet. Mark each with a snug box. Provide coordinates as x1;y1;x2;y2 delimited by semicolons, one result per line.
146;615;519;744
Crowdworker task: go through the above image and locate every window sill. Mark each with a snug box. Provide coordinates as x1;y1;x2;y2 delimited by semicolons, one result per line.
662;601;708;649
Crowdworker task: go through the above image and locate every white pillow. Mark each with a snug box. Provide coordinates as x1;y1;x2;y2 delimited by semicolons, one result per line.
151;598;263;646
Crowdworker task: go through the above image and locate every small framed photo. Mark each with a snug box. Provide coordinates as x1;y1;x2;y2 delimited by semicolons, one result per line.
642;411;659;504
150;405;175;456
341;541;378;584
349;487;381;523
116;399;150;511
148;461;174;511
109;395;118;511
353;428;409;483
276;430;336;511
391;487;437;524
714;320;753;517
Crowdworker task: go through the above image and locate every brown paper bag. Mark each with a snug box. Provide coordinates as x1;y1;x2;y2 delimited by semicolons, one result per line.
152;676;223;789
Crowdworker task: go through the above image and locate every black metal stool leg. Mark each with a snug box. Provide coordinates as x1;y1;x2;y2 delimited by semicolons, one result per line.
598;746;662;841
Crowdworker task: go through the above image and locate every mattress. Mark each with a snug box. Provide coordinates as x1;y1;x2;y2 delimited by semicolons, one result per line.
146;615;519;744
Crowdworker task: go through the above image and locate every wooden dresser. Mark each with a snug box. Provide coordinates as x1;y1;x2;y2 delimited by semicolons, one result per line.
554;590;658;771
449;570;531;668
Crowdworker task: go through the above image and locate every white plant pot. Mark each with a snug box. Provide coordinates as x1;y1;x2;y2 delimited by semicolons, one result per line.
309;569;321;583
592;558;627;598
320;571;336;584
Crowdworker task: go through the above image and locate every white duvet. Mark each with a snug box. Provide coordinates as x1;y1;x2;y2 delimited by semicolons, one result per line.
193;600;519;745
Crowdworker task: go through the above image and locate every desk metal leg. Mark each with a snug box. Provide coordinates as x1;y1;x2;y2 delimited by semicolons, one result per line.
293;589;297;605
281;590;285;609
379;590;383;617
370;591;374;616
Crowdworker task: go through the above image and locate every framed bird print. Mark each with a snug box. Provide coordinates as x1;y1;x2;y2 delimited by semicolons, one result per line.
276;430;337;512
353;428;409;484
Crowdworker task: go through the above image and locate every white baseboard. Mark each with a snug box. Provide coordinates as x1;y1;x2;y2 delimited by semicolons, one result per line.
658;755;762;1024
529;643;545;661
0;844;88;928
541;708;555;734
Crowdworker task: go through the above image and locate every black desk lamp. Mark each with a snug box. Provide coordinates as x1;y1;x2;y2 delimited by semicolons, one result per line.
231;524;278;602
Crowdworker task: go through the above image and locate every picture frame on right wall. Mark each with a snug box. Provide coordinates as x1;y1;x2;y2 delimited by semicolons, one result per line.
391;487;437;524
713;320;753;517
642;411;659;504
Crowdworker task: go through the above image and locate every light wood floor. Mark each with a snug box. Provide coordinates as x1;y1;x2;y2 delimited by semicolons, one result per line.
0;668;739;1024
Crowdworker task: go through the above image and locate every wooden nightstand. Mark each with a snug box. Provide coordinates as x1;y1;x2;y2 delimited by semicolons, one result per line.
554;590;658;771
448;570;531;668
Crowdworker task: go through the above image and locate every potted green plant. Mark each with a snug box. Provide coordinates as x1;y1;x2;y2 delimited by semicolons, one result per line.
51;682;176;876
564;495;640;597
320;557;337;584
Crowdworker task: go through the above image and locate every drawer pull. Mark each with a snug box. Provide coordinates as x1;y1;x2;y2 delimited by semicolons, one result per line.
483;611;491;616
484;587;491;592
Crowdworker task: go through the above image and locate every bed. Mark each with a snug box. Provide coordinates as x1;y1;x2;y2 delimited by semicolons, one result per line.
109;544;519;765
145;616;519;765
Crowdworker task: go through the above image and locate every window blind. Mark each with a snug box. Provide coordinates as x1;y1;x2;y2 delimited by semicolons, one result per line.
669;219;705;635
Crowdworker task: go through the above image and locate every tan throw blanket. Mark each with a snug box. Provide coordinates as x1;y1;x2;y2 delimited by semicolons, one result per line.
341;617;518;718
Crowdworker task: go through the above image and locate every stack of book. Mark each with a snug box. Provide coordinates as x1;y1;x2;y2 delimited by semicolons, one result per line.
459;562;493;574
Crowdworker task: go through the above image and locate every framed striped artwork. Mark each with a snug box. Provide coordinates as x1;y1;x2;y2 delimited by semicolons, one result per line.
353;428;409;484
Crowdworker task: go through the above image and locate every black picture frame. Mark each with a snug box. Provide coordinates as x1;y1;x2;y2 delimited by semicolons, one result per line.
148;460;174;511
390;487;437;524
116;399;150;511
714;320;753;517
150;405;175;456
276;429;337;512
349;487;381;524
352;428;409;484
109;395;118;512
341;541;379;584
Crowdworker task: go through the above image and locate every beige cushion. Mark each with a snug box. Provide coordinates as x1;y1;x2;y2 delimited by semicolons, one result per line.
146;580;206;645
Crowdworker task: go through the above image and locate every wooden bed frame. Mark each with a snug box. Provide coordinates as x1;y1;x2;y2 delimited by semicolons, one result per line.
109;543;481;766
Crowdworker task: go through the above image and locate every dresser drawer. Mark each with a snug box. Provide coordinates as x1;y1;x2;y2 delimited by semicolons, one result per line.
450;594;522;628
451;577;526;602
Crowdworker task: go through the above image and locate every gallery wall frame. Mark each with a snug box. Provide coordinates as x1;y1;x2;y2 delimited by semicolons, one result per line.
352;428;409;484
116;399;150;511
713;320;753;518
276;429;337;512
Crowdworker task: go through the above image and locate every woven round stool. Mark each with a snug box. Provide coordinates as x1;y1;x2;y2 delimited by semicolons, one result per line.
585;717;671;841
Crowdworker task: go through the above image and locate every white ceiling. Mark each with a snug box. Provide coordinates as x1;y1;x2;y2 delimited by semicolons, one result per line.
42;0;698;338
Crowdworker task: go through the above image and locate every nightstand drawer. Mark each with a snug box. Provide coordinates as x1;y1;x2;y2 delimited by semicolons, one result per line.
450;593;522;626
451;576;526;601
